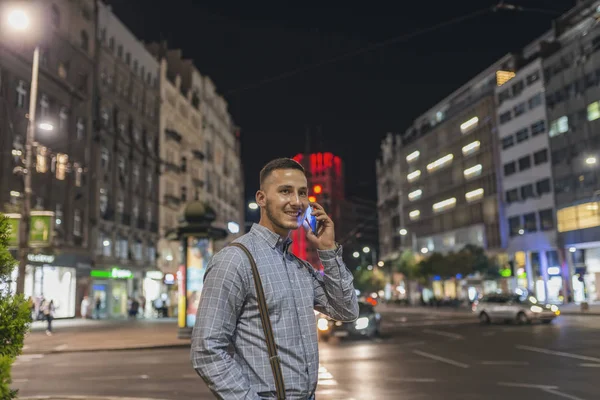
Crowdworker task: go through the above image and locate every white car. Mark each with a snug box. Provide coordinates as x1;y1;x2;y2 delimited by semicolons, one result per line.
472;293;560;325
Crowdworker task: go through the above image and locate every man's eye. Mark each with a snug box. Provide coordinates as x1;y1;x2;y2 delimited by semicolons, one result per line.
281;189;289;194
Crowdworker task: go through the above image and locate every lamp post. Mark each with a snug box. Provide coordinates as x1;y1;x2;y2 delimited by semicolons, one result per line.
6;8;40;295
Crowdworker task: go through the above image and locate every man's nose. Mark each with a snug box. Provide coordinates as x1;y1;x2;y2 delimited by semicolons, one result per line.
290;193;301;206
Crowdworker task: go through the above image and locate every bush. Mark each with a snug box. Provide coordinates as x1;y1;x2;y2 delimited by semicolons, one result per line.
0;214;32;399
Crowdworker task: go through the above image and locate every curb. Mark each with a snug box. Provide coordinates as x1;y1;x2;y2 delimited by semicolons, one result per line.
22;342;190;355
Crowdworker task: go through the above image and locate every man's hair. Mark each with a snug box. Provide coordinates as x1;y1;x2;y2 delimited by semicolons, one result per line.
259;158;305;188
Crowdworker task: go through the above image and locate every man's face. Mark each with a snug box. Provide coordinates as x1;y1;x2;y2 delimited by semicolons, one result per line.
257;169;308;234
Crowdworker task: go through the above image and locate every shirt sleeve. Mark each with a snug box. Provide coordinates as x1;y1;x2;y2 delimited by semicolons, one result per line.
190;247;260;400
311;245;359;322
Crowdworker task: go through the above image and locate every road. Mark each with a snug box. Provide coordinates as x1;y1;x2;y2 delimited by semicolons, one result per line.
12;309;600;399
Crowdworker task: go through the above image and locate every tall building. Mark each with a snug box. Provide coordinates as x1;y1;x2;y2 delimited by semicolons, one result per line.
146;43;245;252
377;56;513;264
0;0;96;318
543;0;600;303
90;2;161;318
340;196;379;270
291;152;344;268
496;48;559;302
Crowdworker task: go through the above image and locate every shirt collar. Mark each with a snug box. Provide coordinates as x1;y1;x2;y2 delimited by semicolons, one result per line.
251;223;293;252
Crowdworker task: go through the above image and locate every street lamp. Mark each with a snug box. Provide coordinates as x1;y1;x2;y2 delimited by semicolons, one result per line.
586;156;597;165
38;122;54;131
352;251;360;258
248;202;258;210
377;261;384;267
362;246;370;254
399;228;408;236
6;7;40;295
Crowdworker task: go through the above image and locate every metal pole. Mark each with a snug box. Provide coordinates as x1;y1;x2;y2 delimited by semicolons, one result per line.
16;46;39;295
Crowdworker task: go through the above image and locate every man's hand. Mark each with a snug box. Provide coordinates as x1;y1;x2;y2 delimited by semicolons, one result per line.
304;202;336;251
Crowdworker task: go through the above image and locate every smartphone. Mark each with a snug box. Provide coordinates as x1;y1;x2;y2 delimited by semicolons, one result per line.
304;205;318;234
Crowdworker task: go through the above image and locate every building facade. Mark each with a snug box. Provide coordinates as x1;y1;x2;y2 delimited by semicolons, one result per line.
0;0;96;318
91;2;161;318
496;56;560;303
544;0;600;303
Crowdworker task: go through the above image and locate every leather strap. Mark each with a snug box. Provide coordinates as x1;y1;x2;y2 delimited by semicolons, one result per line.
228;242;286;400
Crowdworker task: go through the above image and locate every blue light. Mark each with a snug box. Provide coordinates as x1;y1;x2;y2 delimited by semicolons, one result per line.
433;275;441;281
456;274;463;279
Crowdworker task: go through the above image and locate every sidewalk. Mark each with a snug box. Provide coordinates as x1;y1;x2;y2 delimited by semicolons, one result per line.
22;318;190;355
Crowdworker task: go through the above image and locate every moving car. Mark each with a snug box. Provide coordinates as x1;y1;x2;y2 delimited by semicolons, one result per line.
472;292;560;325
316;301;381;341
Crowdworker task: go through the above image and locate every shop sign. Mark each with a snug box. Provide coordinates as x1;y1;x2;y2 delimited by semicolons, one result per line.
29;211;54;247
27;253;55;263
91;267;133;279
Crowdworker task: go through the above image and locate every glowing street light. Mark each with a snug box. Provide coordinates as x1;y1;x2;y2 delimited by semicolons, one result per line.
586;156;597;165
362;246;370;254
7;9;30;31
399;228;408;236
38;122;54;131
421;247;429;254
248;202;258;210
352;251;360;258
377;261;384;267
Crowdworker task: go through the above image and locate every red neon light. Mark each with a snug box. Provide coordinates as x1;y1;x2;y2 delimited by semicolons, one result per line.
313;184;322;194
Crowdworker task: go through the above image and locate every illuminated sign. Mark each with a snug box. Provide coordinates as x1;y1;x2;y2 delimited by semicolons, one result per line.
90;268;133;279
27;254;55;263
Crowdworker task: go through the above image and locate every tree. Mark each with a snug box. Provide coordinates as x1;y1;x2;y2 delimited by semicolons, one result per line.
0;214;31;399
353;267;387;294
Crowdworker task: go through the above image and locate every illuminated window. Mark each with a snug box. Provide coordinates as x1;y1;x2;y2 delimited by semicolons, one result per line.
462;141;480;156
465;188;484;202
549;116;568;137
496;70;516;86
56;153;68;180
406;150;420;163
587;101;600;122
407;170;421;182
408;189;422;201
36;146;48;173
433;197;456;213
463;164;482;179
557;202;600;232
460;117;479;134
427;154;453;172
409;210;420;220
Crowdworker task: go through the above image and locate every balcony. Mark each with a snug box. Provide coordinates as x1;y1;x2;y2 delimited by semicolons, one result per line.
165;129;182;143
163;162;181;174
192;150;205;161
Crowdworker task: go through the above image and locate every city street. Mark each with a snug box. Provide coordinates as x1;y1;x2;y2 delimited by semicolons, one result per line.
12;308;600;400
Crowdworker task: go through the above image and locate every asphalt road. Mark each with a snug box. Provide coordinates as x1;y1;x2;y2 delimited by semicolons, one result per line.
12;310;600;400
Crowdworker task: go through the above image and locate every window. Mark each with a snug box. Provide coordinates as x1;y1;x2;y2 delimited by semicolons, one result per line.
99;188;108;214
549;116;568;137
526;71;540;85
533;149;548;165
499;111;512;124
74;163;83;187
504;162;516;176
464;164;482;179
524;213;537;233
502;135;514;149
518;155;531;171
117;45;123;59
101;147;110;170
16;80;27;108
509;216;522;237
76;118;85;139
408;189;422;201
51;4;60;28
108;37;115;50
587;101;600;121
73;209;81;236
58;62;68;79
181;186;187;202
536;178;551;195
531;120;545;136
498;90;511;104
80;30;89;51
528;93;543;109
515;128;529;143
56;153;68;180
539;209;554;230
181;157;187;172
512;80;524;96
521;184;534;200
506;189;519;203
513;103;526;117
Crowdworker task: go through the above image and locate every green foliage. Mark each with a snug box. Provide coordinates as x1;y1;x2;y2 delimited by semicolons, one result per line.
353;267;387;293
0;214;32;399
416;245;499;281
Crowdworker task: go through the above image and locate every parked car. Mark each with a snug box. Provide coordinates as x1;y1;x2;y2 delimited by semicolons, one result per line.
472;293;560;325
316;301;381;341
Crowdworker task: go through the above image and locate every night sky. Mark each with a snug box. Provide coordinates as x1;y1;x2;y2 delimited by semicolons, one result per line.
106;0;575;205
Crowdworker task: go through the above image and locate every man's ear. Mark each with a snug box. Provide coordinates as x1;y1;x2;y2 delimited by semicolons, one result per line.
256;190;266;208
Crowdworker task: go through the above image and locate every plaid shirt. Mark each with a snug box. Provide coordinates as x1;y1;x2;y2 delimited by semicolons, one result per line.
191;223;359;399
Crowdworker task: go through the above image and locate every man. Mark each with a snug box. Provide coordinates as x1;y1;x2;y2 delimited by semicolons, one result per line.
191;157;359;399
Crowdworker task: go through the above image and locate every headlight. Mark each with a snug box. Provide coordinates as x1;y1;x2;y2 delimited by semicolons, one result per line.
355;317;369;330
551;305;559;312
530;305;543;313
317;318;329;331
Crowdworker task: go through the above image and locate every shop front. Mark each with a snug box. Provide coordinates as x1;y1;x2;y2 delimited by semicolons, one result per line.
90;267;141;319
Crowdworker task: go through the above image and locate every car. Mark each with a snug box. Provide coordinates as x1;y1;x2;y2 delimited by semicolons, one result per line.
316;301;381;341
472;292;560;325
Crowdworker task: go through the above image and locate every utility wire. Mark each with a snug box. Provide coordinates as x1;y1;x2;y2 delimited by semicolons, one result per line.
225;6;493;95
225;2;566;95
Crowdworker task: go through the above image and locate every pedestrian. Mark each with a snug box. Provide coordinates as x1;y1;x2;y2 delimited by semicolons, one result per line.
42;299;55;336
191;158;359;399
80;295;90;319
95;296;102;319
